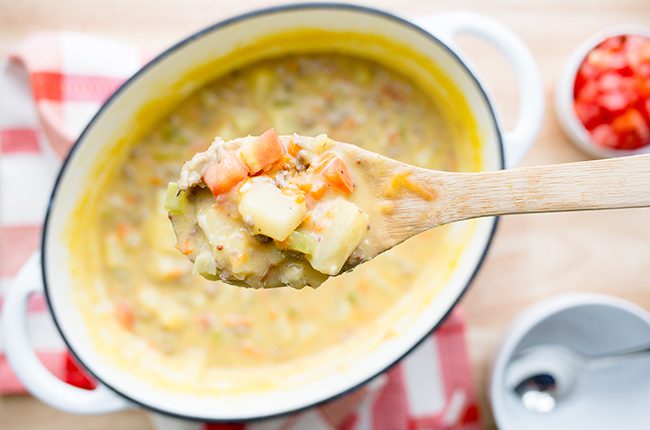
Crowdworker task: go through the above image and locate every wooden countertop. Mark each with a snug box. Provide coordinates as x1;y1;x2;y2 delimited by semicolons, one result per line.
2;0;649;428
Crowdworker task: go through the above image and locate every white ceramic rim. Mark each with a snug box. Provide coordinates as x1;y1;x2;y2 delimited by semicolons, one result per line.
555;25;650;159
490;292;650;429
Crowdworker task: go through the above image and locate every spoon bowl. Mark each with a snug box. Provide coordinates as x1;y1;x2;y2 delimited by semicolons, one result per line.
490;294;650;430
506;343;650;413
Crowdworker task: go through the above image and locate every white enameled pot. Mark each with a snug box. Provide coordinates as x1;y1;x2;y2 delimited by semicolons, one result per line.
2;4;543;422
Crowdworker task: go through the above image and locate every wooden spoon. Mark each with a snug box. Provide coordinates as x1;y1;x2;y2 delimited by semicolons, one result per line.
334;142;650;259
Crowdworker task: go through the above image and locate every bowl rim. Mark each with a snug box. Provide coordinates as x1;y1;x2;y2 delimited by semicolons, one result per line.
555;25;650;158
41;2;504;422
490;292;650;429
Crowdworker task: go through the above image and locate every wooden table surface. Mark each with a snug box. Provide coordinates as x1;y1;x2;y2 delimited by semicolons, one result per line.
2;0;650;428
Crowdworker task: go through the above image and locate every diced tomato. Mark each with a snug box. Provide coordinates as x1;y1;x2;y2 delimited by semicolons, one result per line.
576;80;599;103
579;61;599;80
640;63;650;79
574;101;601;130
600;35;625;51
612;108;650;149
644;99;650;120
573;34;650;150
598;91;629;113
203;150;248;196
639;42;650;63
238;128;284;174
598;72;624;92
321;156;354;194
587;49;627;72
590;124;618;148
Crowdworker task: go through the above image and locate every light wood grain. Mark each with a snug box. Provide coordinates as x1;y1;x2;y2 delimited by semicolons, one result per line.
1;1;650;429
340;144;650;263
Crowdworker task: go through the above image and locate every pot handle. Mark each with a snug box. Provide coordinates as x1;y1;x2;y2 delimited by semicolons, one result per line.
1;251;130;414
415;12;544;168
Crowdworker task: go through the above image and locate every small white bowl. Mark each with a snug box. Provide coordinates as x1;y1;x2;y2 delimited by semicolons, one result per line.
490;293;650;430
555;26;650;158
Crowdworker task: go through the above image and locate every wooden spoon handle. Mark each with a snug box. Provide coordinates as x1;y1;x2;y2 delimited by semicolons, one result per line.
438;153;650;225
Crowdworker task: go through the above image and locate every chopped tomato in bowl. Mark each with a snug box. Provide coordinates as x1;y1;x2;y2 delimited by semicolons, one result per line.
556;28;650;158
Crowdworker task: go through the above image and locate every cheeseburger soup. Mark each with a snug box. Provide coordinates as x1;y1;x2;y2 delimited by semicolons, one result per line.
69;52;480;391
170;131;375;289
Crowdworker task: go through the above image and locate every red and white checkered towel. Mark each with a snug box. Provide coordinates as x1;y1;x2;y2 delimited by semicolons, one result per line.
0;31;482;430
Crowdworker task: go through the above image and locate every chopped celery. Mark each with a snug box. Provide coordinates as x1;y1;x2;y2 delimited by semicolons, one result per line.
193;252;217;277
160;123;178;141
252;68;275;100
165;182;188;215
285;230;316;255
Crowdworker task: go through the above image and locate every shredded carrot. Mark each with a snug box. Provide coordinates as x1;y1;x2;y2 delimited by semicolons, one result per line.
296;180;312;193
162;269;184;281
116;223;130;240
288;140;301;156
242;343;262;358
385;171;436;201
275;239;290;250
178;239;193;255
308;181;328;200
114;302;134;330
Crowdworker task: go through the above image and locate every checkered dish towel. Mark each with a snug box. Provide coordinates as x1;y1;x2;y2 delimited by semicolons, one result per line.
0;32;481;430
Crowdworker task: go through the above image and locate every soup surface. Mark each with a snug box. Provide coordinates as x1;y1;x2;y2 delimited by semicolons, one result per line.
72;52;478;390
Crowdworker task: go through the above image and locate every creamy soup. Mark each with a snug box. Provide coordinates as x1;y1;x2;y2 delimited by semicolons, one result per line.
171;132;376;289
70;52;479;391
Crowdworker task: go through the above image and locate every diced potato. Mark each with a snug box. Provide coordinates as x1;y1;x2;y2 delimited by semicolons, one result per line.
270;107;299;135
193;252;217;277
145;199;178;252
308;198;369;275
104;231;128;269
237;129;284;173
251;68;275;100
275;261;329;288
137;286;163;313
295;133;331;153
137;286;188;329
231;107;261;133
197;204;282;277
165;182;188;215
149;253;190;282
203;151;248;196
197;204;244;270
238;177;306;241
229;244;282;278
